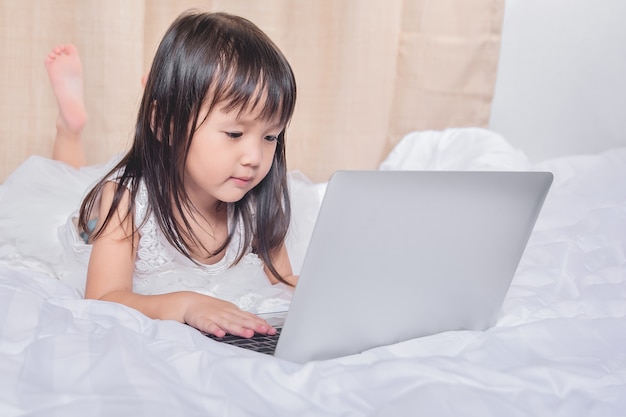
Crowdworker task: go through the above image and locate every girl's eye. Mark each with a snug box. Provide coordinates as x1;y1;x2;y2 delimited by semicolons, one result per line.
225;132;243;139
264;135;279;142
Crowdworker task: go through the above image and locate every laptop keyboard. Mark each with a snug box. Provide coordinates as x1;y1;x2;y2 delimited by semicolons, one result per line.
205;327;282;355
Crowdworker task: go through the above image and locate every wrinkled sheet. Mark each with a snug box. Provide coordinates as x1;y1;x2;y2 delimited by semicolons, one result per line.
1;129;625;416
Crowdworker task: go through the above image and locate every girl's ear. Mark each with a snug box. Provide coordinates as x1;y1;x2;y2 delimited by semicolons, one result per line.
151;101;177;145
150;100;162;142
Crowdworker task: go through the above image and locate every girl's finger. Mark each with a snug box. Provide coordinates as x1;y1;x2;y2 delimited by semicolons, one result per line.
200;321;227;337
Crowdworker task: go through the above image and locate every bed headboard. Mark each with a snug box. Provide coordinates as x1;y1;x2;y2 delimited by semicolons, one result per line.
489;0;626;161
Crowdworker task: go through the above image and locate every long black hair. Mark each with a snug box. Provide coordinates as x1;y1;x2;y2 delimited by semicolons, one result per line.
79;11;297;284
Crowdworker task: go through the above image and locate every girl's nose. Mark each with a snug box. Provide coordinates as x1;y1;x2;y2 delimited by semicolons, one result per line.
240;138;263;167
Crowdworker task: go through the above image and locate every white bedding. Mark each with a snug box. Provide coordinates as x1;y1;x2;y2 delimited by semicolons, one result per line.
1;129;625;416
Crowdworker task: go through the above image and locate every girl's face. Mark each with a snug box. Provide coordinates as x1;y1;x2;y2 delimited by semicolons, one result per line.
183;101;284;211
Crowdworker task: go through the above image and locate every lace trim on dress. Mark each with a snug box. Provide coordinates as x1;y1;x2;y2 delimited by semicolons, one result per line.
132;180;236;276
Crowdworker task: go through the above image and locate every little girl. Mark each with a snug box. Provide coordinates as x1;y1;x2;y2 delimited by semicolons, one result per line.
4;11;308;339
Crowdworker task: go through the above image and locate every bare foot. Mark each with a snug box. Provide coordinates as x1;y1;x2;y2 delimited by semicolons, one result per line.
45;44;87;168
45;44;87;134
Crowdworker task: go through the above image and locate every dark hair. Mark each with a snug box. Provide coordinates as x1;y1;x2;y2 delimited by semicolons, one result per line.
79;11;297;284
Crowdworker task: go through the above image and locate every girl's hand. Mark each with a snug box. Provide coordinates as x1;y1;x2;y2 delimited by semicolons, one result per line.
181;292;276;338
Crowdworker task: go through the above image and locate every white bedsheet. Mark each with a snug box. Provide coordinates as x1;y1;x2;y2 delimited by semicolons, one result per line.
1;129;625;416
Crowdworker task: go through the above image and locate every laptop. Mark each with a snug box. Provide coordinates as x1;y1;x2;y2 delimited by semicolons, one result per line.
206;170;553;363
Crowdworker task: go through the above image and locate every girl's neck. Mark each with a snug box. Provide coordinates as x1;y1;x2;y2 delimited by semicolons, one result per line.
175;201;230;265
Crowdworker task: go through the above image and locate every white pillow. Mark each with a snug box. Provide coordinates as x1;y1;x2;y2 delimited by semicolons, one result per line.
380;128;531;171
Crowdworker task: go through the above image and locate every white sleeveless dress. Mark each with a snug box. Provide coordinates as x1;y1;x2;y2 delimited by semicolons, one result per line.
0;156;321;313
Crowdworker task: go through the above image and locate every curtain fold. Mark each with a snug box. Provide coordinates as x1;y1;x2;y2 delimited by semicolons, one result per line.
0;0;503;183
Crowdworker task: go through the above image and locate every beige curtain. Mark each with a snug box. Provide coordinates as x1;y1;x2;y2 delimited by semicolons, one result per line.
0;0;503;183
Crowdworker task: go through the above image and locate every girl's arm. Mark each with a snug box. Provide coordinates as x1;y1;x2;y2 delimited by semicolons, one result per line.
265;242;299;286
84;182;275;338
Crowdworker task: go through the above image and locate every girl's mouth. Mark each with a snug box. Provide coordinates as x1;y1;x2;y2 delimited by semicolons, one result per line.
231;176;253;186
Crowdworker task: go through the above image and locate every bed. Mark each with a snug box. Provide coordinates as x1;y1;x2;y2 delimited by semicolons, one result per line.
2;1;626;416
1;129;625;416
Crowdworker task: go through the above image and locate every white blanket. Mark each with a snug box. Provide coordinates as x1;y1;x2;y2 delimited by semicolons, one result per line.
1;129;625;416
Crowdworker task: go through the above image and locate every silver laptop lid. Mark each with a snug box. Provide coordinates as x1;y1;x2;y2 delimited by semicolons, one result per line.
275;170;552;363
